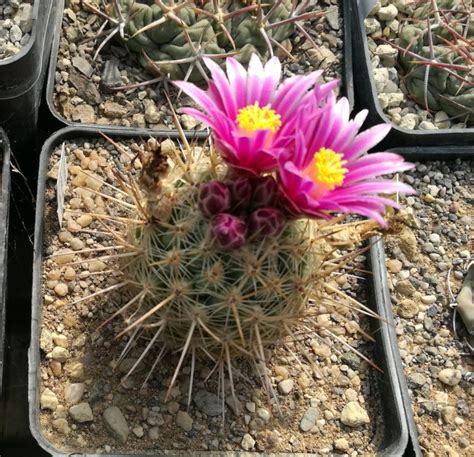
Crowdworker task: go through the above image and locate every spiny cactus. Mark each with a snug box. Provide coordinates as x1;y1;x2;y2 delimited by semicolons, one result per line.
100;0;322;82
69;54;414;404
104;137;378;398
397;0;473;124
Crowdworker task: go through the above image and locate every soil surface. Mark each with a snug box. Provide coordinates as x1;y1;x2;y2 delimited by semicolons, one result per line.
52;0;344;130
386;159;473;456
37;137;384;455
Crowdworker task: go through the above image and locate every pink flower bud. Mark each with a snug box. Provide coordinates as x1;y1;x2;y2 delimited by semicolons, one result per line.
248;207;284;239
226;177;252;213
211;213;247;250
252;176;279;209
198;180;231;217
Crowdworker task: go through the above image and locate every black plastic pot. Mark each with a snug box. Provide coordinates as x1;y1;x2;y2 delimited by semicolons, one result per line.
0;129;11;399
353;0;474;151
368;237;422;457
387;145;474;162
45;0;355;133
368;146;474;457
0;0;59;150
29;126;409;456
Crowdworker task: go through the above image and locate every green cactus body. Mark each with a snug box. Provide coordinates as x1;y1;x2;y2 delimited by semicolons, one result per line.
110;0;295;82
85;137;376;393
398;0;473;124
123;175;321;359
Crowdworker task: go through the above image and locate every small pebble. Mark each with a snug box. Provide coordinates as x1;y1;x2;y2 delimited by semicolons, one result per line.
278;379;294;395
103;406;129;444
176;411;193;432
40;389;59;411
438;369;462;386
300;407;319;432
340;402;370;427
69;403;93;423
241;433;255;451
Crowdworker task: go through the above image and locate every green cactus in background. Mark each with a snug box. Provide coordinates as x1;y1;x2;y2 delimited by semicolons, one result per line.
397;0;474;124
102;0;319;82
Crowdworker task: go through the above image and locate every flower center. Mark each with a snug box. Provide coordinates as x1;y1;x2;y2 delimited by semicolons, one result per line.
236;102;281;133
312;147;348;190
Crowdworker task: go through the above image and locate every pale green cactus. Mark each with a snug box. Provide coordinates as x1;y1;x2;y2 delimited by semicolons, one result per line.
398;0;473;124
106;138;376;395
106;0;312;82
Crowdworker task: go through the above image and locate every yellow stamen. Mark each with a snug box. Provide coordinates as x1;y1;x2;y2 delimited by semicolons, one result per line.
236;102;281;133
313;147;348;190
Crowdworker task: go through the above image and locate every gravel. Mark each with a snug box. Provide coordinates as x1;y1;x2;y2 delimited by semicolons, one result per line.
64;383;85;404
69;402;94;423
103;406;129;444
0;1;33;60
299;407;319;432
277;378;294;395
340;402;370;427
40;388;59;411
386;158;473;454
176;411;193;432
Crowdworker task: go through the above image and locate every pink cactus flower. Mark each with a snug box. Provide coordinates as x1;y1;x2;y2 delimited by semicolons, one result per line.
278;95;416;226
174;54;338;175
248;207;285;239
199;180;231;217
251;175;279;209
211;213;247;250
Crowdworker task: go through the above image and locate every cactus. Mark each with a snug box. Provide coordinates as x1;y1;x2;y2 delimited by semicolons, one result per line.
123;140;318;363
76;55;414;402
100;137;378;398
397;0;474;124
102;0;321;82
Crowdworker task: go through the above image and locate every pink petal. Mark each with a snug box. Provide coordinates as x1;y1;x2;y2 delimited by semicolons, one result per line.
342;123;391;160
306;79;340;108
332;110;368;153
260;57;282;105
273;71;322;119
204;58;237;118
344;159;415;184
180;107;213;128
226;57;248;108
173;81;217;115
247;53;265;104
320;98;350;148
304;98;337;153
330;181;416;198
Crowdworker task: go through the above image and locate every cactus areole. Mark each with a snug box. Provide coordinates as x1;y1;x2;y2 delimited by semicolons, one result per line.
101;55;415;397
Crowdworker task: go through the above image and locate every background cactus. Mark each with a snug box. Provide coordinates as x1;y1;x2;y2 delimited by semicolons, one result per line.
103;0;320;82
397;0;473;124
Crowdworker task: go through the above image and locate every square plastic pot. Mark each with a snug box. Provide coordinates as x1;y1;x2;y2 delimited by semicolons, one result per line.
352;0;474;152
29;126;411;456
0;128;12;398
367;145;474;457
45;0;355;134
0;0;60;150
